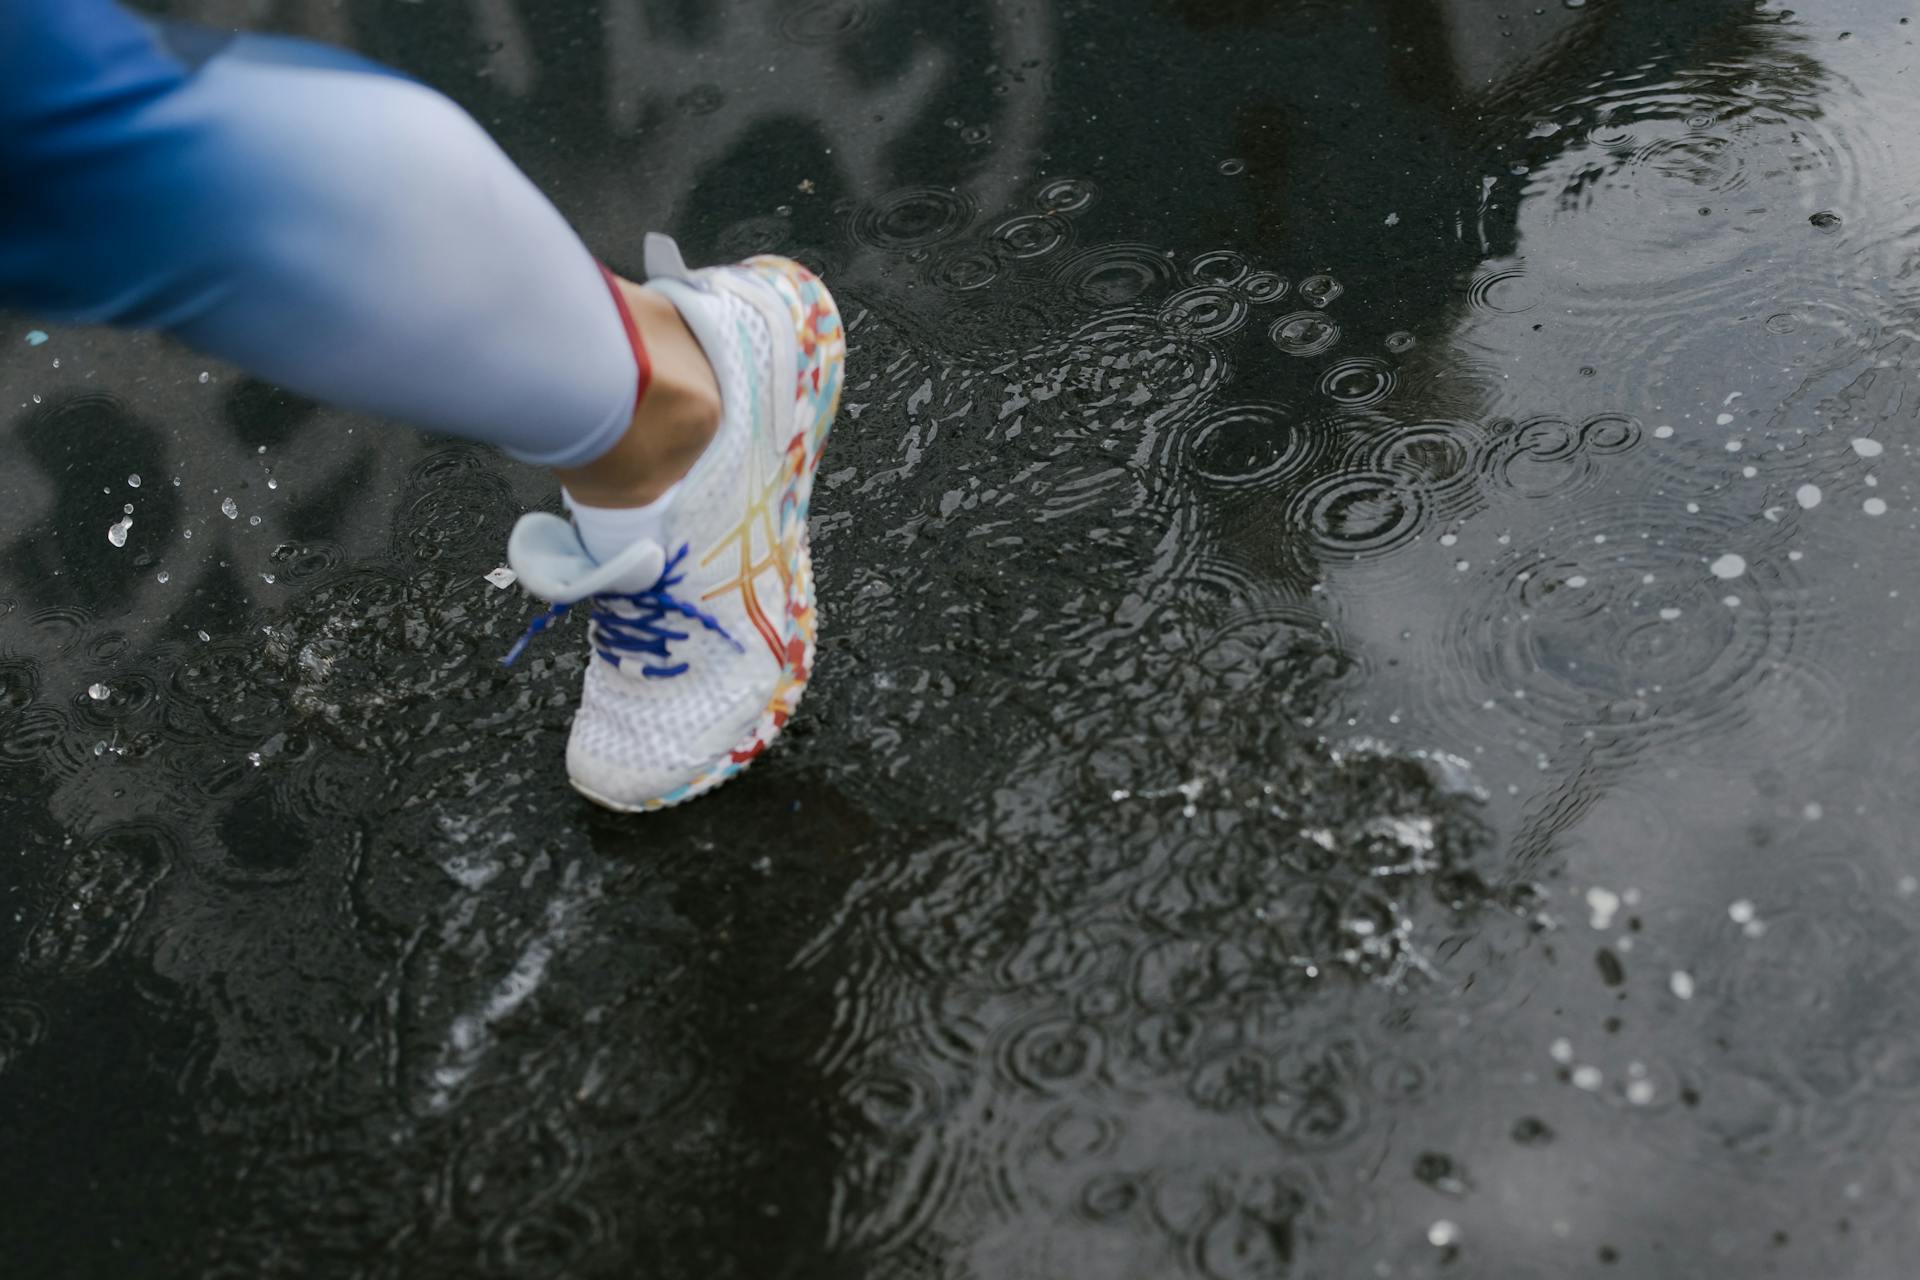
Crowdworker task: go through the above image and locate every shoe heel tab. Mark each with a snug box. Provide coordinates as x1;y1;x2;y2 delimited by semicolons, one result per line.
644;233;693;282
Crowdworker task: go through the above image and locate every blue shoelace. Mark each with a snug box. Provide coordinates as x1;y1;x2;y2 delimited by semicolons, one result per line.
501;544;743;677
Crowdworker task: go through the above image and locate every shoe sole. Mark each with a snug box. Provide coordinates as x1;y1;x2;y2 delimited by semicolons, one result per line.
571;258;844;813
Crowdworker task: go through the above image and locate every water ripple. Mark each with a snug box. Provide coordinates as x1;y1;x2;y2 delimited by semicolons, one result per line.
851;186;979;251
1052;243;1181;306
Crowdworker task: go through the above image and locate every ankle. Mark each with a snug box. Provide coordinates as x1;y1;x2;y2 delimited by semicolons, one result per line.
554;277;721;508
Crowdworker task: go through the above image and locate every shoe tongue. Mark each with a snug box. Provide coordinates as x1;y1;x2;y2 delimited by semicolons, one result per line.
588;533;673;595
506;512;668;603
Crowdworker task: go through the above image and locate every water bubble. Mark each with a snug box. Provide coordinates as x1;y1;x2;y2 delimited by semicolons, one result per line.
1709;553;1747;580
156;571;169;585
87;682;109;701
1671;970;1696;1000
1864;497;1888;516
106;516;131;548
1850;437;1883;458
198;371;210;384
1429;1221;1461;1247
221;497;239;520
1796;484;1823;509
25;330;48;346
1217;157;1246;176
1269;311;1341;357
1297;274;1344;308
126;474;141;488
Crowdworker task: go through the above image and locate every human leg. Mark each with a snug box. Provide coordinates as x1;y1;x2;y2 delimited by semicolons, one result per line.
0;0;713;492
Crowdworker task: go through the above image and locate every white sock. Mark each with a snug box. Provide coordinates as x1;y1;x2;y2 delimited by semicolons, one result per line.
564;481;682;564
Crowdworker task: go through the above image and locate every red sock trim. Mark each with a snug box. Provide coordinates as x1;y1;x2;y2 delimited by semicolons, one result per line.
598;262;652;411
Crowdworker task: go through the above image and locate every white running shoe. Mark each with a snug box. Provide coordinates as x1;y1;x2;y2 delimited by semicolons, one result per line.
504;234;844;811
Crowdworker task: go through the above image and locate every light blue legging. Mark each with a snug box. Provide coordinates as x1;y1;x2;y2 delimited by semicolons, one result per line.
0;0;638;468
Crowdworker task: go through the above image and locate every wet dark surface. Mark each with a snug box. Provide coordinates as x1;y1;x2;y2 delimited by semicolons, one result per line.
6;0;1920;1275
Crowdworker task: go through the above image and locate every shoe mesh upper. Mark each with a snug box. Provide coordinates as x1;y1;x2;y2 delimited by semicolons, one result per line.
569;283;785;781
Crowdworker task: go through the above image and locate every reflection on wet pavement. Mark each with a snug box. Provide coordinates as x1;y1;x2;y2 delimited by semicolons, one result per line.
7;0;1920;1275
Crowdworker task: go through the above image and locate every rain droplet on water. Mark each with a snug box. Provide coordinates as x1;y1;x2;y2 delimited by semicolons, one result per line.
107;516;131;548
1709;553;1747;580
1670;970;1695;1000
221;497;239;520
126;474;141;488
87;683;109;701
1810;210;1843;230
